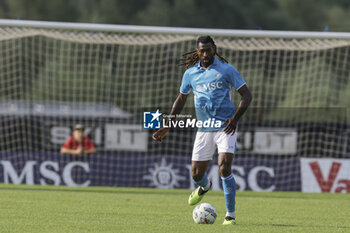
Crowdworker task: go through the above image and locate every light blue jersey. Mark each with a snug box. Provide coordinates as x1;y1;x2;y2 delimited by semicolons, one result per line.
180;57;246;131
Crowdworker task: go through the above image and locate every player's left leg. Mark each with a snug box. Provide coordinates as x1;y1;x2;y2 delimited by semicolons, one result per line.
215;130;238;225
218;152;236;225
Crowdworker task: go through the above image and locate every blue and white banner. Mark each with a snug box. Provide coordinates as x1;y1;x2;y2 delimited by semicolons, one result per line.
0;153;301;191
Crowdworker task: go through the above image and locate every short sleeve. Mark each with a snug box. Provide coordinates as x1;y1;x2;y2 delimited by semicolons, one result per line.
62;137;73;149
228;66;246;90
179;70;192;94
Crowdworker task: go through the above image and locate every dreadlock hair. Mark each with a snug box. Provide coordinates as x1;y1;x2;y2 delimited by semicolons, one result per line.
178;35;228;68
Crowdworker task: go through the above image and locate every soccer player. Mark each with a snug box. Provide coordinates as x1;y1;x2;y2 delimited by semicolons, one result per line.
60;124;97;155
152;36;252;225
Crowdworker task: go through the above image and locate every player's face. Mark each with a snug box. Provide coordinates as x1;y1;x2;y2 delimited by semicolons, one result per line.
73;129;83;142
197;42;215;68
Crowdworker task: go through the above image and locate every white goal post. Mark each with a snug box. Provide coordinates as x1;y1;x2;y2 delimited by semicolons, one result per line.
1;19;350;38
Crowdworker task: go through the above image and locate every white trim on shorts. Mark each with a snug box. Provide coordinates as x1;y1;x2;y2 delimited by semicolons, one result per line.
191;129;238;161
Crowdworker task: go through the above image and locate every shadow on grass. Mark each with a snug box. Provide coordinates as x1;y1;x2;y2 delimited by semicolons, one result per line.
272;224;298;227
247;223;350;230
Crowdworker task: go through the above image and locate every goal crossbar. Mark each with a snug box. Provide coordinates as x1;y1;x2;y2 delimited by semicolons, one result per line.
0;19;350;39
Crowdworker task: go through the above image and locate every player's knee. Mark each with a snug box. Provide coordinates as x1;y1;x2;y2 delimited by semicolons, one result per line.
219;164;231;177
191;167;204;181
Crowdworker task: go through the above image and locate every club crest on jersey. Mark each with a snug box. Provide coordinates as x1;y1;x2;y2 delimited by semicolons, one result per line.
215;72;222;78
196;81;223;92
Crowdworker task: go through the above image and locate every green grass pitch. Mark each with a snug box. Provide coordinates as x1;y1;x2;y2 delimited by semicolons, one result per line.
0;184;349;233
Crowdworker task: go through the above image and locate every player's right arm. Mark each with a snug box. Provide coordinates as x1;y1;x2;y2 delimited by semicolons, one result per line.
153;69;191;142
152;93;188;142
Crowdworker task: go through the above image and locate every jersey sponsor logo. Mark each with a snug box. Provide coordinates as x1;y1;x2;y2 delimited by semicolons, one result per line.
195;81;223;92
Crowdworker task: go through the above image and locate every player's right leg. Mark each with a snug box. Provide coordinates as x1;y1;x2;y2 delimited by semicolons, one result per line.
188;160;211;205
188;131;215;206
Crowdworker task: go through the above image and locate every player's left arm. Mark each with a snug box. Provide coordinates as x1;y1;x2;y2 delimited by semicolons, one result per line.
223;84;252;135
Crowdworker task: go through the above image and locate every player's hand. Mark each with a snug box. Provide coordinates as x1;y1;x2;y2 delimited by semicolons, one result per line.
152;128;169;142
223;118;237;135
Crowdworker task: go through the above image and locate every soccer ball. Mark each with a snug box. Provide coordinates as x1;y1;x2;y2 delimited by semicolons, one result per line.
192;203;217;224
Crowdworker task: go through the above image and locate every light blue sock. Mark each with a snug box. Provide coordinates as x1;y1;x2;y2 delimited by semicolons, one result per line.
193;172;208;188
221;174;236;213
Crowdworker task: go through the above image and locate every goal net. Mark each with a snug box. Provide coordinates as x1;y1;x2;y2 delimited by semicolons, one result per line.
0;21;349;192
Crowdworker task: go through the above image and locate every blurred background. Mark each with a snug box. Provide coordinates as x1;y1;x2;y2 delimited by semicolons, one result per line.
0;0;349;192
0;0;349;31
